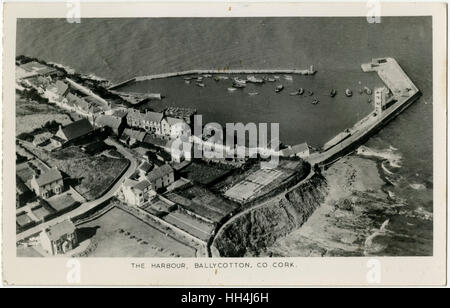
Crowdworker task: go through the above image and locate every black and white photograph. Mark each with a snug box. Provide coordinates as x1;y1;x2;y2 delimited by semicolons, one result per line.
1;1;447;286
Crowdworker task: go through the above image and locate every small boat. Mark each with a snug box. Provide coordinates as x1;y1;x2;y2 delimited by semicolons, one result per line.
284;75;293;81
367;98;372;103
267;78;276;82
218;76;229;80
232;81;246;88
227;87;237;92
345;89;353;97
214;76;220;82
233;77;247;84
311;99;319;105
274;75;280;79
307;90;314;96
289;91;299;96
330;89;337;97
298;88;304;95
203;74;212;78
183;77;192;81
364;86;372;95
275;85;284;93
247;75;264;83
184;80;191;84
196;82;205;88
359;89;364;95
248;92;259;96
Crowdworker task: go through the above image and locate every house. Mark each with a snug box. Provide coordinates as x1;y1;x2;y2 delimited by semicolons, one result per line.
65;93;93;116
30;167;64;199
121;178;156;207
39;220;78;255
48;80;70;97
126;109;164;134
146;164;174;190
122;128;146;146
54;118;94;144
291;142;310;158
94;114;126;135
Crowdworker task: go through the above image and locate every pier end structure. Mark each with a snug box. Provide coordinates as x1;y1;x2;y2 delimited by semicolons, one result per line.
307;57;421;166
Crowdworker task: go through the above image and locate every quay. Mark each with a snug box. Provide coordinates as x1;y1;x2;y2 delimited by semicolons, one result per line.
306;57;421;167
107;66;316;90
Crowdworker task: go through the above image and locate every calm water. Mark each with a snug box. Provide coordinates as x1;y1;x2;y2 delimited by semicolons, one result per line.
16;17;433;255
119;72;382;147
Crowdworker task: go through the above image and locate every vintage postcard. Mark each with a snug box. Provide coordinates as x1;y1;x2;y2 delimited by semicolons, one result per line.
1;1;447;286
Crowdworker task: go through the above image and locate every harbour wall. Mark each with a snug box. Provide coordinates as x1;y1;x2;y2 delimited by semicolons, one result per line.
108;68;316;90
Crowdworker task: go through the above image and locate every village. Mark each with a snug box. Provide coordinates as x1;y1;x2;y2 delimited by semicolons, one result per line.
15;56;311;257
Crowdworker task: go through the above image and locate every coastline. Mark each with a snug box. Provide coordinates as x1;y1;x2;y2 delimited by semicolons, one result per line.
268;146;433;257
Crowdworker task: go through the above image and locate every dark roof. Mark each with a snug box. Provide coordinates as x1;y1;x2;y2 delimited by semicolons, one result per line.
138;161;153;173
16;175;31;194
35;168;63;187
147;164;173;182
95;115;122;129
133;179;152;192
123;128;146;142
61;119;94;141
143;134;167;147
44;220;76;241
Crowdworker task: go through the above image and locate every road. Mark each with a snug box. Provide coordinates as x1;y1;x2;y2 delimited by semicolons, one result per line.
17;138;138;242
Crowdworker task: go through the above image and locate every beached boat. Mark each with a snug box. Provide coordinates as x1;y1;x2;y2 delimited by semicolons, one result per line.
275;85;284;93
330;89;337;97
345;88;353;97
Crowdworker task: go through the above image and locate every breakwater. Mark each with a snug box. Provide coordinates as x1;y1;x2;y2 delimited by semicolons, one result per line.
108;67;316;90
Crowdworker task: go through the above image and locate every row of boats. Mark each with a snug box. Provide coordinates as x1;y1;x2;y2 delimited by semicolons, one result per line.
183;74;373;104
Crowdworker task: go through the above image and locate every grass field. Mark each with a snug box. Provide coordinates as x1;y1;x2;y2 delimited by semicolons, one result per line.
181;161;231;186
16;96;72;136
21;144;129;201
77;207;197;257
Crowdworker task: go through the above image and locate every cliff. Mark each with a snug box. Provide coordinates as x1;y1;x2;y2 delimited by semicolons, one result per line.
212;174;328;257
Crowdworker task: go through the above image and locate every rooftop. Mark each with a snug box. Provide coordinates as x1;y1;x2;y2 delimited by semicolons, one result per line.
35;168;63;187
43;220;76;241
60;118;94;141
147;164;173;182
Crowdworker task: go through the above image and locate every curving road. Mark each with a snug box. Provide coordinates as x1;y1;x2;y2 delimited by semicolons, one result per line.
17;138;138;242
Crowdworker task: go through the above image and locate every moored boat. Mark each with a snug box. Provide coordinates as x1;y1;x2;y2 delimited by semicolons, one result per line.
275;84;284;93
345;88;353;97
248;92;259;96
298;88;304;95
227;87;237;92
247;75;264;83
307;90;314;96
311;99;319;105
196;82;205;88
330;89;337;97
364;86;372;95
